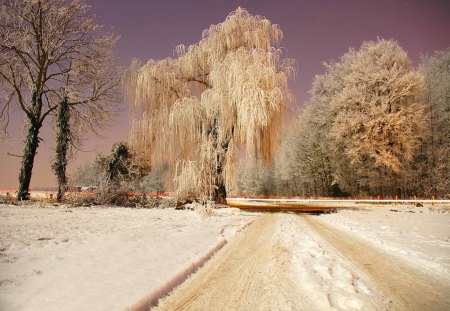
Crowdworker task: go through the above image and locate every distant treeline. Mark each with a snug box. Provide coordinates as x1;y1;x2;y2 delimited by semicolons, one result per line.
237;41;450;198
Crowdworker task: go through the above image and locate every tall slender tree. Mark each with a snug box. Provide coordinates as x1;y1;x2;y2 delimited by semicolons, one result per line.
0;0;121;200
52;95;70;202
418;48;450;196
276;102;335;196
124;7;295;203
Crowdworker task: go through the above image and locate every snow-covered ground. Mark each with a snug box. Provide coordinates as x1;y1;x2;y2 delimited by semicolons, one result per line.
153;206;450;311
276;214;386;310
318;204;450;283
0;204;257;311
1;203;449;311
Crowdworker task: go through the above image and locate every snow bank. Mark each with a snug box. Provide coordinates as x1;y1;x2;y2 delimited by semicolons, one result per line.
318;205;450;282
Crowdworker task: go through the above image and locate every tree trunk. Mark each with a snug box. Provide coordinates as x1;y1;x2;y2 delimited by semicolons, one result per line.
208;122;232;205
211;152;227;204
213;179;227;205
18;123;41;200
53;97;70;202
18;92;43;201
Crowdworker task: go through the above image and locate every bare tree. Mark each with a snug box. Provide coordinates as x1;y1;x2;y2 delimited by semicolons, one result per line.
418;48;450;197
124;7;295;203
0;0;121;200
275;97;334;196
237;157;270;196
275;102;335;196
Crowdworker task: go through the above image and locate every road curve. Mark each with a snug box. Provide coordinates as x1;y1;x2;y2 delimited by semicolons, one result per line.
152;213;450;310
153;214;310;310
303;214;450;311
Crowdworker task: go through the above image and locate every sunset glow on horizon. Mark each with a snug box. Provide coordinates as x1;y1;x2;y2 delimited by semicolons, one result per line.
1;0;449;189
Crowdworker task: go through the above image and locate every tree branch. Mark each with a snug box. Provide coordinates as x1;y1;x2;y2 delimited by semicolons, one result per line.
7;152;23;158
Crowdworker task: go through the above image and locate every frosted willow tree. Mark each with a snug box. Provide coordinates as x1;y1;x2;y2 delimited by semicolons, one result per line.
0;0;121;200
124;8;294;203
418;48;450;196
313;39;427;195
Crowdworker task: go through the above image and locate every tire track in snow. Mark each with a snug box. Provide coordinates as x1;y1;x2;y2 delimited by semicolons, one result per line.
153;214;310;310
303;214;450;311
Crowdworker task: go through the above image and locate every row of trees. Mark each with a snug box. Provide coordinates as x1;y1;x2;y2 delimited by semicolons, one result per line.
1;1;448;202
418;49;450;196
0;0;121;200
238;42;449;198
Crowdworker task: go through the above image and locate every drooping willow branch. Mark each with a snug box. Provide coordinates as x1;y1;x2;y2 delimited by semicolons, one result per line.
124;7;296;202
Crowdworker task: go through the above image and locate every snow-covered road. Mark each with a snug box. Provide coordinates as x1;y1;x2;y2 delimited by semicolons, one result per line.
306;213;450;310
1;203;449;310
155;210;450;310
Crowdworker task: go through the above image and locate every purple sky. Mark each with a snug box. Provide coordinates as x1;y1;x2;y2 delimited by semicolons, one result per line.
1;0;449;189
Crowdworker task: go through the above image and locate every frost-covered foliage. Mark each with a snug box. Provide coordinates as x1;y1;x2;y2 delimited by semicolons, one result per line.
70;161;100;188
237;157;274;196
139;166;165;194
316;39;426;194
275;103;334;196
124;7;295;203
417;48;450;196
94;143;150;203
70;143;152;204
277;39;427;197
326;40;426;194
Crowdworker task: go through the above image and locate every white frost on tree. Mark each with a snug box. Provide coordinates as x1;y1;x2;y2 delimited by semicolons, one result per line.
237;157;274;196
275;103;334;196
418;48;450;196
316;39;426;194
277;39;427;196
124;7;295;203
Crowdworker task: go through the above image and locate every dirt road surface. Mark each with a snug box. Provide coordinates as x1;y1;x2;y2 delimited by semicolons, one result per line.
154;214;311;310
154;213;450;310
303;214;450;311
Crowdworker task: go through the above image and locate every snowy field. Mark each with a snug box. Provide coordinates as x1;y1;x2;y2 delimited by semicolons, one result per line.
0;203;449;310
319;204;450;282
0;204;257;311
